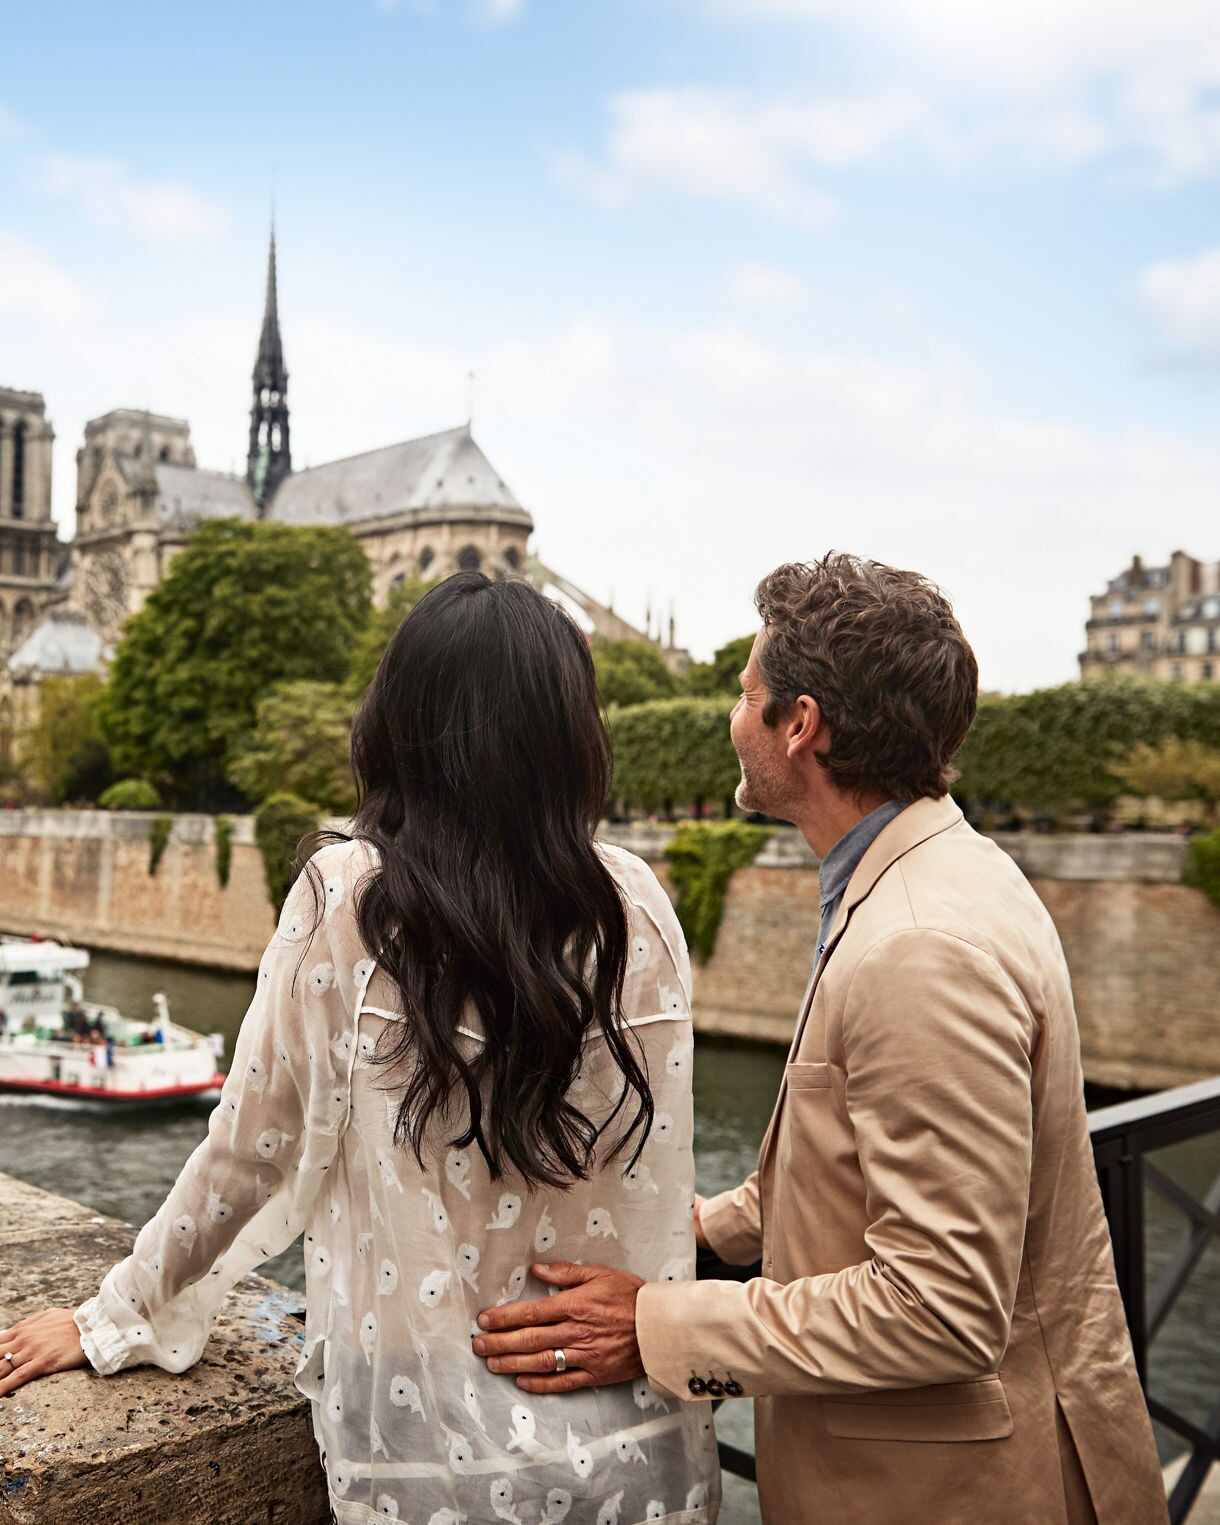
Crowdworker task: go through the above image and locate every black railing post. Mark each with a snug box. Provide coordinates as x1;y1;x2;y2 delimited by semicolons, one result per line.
1094;1131;1149;1388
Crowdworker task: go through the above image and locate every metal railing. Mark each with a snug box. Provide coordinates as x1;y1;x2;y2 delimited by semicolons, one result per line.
696;1074;1220;1520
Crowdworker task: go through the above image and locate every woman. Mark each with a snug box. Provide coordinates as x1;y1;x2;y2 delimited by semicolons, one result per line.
0;573;719;1525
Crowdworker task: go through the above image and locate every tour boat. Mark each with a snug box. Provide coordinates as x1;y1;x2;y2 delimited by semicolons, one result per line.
0;939;226;1103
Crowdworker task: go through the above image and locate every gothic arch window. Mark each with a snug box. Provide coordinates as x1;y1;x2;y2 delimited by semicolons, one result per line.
12;538;25;577
418;547;435;574
11;421;26;518
12;598;34;645
458;546;481;572
503;546;521;572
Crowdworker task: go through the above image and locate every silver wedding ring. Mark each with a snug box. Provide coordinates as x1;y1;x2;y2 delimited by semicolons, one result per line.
553;1348;567;1373
2;1352;14;1366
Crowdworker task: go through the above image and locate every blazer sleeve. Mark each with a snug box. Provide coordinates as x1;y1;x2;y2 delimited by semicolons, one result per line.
699;1173;763;1266
74;864;361;1376
637;928;1036;1398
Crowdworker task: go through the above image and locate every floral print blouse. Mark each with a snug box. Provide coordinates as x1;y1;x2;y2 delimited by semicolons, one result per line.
75;840;721;1525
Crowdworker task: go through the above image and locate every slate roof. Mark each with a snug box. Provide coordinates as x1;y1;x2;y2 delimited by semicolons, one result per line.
269;425;531;529
154;463;257;527
7;611;105;678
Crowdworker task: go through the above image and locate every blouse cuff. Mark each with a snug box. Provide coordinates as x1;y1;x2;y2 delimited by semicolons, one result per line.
74;1295;134;1376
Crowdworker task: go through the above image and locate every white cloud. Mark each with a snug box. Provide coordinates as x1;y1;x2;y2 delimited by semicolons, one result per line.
684;0;1220;181
473;0;523;22
559;88;930;224
1137;246;1220;360
0;234;89;324
38;154;226;240
726;261;809;308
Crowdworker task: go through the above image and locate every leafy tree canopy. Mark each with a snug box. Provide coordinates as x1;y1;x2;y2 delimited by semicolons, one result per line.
229;680;357;815
101;519;370;807
346;577;438;700
22;674;112;804
593;638;677;707
683;634;755;698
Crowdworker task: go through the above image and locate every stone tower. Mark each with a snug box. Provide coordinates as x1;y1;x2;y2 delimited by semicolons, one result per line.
246;230;291;511
0;387;60;658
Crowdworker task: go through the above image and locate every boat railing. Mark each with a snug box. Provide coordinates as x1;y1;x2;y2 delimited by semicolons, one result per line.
695;1075;1220;1520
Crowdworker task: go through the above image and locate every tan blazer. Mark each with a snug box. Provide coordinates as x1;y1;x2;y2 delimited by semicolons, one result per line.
636;797;1167;1525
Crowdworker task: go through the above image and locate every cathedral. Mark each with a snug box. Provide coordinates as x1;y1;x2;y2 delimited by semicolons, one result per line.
0;232;678;759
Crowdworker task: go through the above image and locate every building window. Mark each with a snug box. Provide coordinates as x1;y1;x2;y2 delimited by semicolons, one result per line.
1144;597;1160;615
418;547;434;574
11;421;26;518
1204;597;1220;619
1108;598;1124;619
1172;663;1184;680
1106;631;1119;653
1141;630;1156;650
503;546;521;572
458;546;481;572
1204;662;1215;681
12;538;24;577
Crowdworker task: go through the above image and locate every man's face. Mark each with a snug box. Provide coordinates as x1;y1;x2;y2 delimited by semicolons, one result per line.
730;631;796;819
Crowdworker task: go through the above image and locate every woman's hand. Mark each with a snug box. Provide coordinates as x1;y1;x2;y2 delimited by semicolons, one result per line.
0;1308;89;1396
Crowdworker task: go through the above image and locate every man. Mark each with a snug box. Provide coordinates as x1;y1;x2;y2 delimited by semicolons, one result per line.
474;554;1166;1524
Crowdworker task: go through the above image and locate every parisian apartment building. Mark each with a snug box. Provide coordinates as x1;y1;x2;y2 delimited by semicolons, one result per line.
1080;551;1220;682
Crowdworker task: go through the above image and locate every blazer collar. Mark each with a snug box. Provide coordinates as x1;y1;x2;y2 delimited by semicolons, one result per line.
833;793;963;931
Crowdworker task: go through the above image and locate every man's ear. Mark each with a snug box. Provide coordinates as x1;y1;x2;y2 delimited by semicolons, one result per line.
786;695;826;760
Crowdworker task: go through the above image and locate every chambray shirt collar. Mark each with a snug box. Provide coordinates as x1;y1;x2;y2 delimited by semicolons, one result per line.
815;799;909;965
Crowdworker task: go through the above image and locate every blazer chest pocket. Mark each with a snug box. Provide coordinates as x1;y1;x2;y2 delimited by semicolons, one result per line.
823;1376;1013;1443
784;1061;832;1091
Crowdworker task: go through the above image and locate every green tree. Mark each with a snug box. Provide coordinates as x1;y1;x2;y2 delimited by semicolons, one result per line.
593;639;676;707
682;634;755;697
346;577;438;699
101;519;371;807
229;680;357;814
1112;737;1220;823
666;820;773;960
22;674;113;803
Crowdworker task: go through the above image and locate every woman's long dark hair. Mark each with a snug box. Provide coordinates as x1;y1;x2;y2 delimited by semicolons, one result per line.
339;571;649;1190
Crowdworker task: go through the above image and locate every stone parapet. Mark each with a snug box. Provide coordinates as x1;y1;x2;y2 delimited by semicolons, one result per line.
0;1173;327;1525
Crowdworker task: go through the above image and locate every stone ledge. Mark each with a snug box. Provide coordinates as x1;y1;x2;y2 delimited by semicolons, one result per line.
0;1174;328;1525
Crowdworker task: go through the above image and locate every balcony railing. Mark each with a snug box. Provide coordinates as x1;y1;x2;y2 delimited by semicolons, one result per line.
696;1074;1220;1520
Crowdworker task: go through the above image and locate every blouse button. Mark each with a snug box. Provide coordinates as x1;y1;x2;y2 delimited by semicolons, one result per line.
724;1379;745;1398
687;1376;707;1396
705;1379;725;1398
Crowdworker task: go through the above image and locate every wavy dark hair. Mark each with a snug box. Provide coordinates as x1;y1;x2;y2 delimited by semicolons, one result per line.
325;571;649;1190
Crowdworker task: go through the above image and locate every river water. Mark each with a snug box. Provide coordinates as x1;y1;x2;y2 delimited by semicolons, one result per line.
1;949;1215;1523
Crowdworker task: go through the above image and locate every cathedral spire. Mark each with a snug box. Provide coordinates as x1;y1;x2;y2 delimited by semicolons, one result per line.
247;225;291;510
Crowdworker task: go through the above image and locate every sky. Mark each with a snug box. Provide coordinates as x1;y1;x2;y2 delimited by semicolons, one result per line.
3;0;1220;691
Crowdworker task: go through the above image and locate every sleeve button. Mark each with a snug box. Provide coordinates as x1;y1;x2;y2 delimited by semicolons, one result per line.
706;1379;725;1397
687;1377;707;1395
724;1379;744;1397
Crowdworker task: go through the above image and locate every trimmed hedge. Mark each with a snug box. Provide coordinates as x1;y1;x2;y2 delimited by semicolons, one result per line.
953;676;1220;812
610;698;739;813
98;778;162;811
254;792;320;913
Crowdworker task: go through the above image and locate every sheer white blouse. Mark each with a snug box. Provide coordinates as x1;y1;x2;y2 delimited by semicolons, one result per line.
75;839;720;1525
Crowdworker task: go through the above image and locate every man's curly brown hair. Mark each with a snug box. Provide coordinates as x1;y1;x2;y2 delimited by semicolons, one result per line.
755;554;978;802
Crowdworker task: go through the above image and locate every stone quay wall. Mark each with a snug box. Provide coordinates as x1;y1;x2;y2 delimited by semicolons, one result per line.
1;811;1218;1089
